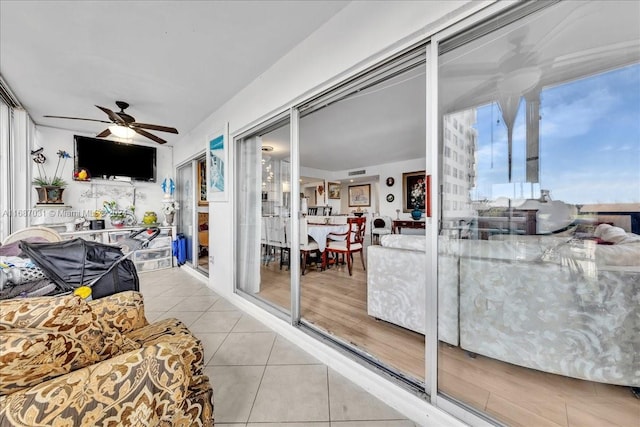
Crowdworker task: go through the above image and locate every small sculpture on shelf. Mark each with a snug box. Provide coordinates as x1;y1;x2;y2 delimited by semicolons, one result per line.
160;176;178;226
73;168;91;181
161;176;175;199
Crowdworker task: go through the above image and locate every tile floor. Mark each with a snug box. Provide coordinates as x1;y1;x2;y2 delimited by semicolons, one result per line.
139;267;418;427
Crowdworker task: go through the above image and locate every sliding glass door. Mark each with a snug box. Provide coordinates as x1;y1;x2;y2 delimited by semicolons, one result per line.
296;50;428;388
437;2;640;425
235;115;292;315
176;161;195;267
235;46;430;392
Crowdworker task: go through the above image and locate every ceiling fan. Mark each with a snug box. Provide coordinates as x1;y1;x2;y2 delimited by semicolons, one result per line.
44;101;178;144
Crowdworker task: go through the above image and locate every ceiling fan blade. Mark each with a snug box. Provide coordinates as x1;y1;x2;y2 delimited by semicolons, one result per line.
96;128;111;138
131;122;179;134
43;115;111;124
133;128;167;144
95;105;125;124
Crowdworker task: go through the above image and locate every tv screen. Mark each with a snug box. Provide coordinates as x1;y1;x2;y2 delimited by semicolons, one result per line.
74;135;157;182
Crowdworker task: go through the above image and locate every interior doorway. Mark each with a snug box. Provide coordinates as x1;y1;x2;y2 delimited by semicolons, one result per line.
176;154;209;275
197;157;209;273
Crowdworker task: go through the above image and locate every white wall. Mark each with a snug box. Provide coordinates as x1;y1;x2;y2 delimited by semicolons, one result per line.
33;127;173;224
324;157;427;219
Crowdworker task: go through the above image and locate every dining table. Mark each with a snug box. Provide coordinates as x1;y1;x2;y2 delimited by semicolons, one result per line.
307;223;349;253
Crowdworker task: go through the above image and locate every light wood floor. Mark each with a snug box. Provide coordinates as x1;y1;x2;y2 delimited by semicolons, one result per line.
257;251;639;427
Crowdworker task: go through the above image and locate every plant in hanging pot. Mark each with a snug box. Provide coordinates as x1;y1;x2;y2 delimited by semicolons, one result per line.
31;148;70;204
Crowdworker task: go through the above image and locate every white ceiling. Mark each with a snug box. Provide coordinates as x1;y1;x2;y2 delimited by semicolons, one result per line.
0;0;349;145
2;1;638;175
260;65;427;172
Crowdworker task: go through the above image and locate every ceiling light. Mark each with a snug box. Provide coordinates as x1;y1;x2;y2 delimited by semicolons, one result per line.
498;67;541;95
109;125;136;139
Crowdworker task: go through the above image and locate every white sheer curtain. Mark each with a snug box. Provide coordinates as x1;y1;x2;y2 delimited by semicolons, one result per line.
236;135;262;294
0;101;10;239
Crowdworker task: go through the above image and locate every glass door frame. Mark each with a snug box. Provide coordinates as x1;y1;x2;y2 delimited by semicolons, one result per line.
429;2;556;425
233;110;295;321
176;153;208;275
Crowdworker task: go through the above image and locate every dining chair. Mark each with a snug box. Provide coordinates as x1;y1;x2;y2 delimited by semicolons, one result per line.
265;216;286;266
261;217;270;265
281;218;321;275
324;217;366;276
371;215;392;245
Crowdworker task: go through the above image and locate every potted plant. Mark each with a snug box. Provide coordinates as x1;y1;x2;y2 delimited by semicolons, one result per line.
31;148;70;204
109;212;127;228
101;200;134;228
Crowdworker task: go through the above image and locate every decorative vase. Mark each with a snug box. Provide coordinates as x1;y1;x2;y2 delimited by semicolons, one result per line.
143;211;158;225
35;186;64;204
165;212;175;226
110;218;125;228
411;207;422;220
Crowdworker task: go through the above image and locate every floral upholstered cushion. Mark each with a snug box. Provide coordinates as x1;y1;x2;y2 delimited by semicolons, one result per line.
89;290;148;334
0;343;194;426
0;293;139;360
126;317;206;384
0;328;100;395
0;294;95;333
0;292;214;426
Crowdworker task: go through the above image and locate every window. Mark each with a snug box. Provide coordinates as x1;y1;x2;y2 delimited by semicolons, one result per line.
438;2;639;426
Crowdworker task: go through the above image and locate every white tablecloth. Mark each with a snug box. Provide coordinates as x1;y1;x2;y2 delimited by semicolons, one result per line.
307;224;348;252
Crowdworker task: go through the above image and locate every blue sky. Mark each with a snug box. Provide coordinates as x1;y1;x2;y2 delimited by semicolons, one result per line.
471;63;640;205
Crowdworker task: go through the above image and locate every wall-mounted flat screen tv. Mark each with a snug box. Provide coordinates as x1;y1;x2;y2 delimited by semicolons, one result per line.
74;135;157;182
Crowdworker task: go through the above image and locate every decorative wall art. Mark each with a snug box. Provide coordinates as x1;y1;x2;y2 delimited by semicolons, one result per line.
386;177;395;187
348;184;370;207
402;171;431;217
328;182;341;199
198;158;207;205
207;122;229;202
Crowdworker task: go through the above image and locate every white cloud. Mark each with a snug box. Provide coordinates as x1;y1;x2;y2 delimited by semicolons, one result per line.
540;86;615;142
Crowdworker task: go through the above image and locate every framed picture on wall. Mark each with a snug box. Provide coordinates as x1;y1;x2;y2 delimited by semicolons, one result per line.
402;170;429;213
328;182;341;199
198;158;207;205
348;184;370;207
206;122;229;202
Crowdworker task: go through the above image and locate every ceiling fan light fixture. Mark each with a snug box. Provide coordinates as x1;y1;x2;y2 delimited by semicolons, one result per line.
108;124;136;139
498;67;541;95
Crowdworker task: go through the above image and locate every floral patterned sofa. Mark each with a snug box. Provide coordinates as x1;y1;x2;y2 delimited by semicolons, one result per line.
456;229;639;387
368;226;639;387
367;234;460;347
0;291;214;426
